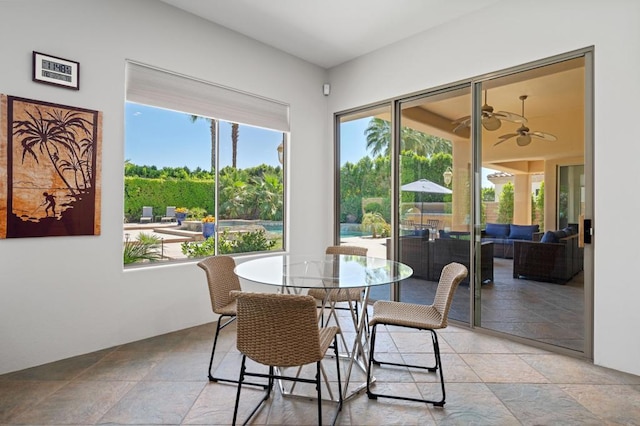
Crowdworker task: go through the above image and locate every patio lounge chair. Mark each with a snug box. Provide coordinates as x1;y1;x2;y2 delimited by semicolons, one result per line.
161;206;176;223
140;206;153;223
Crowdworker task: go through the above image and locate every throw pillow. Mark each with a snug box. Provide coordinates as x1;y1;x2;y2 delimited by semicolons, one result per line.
553;230;567;240
562;226;574;235
485;223;510;238
508;224;540;240
540;230;558;243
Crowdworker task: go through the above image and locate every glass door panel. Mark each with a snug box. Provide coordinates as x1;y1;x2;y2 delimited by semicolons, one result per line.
336;105;392;302
397;87;472;324
477;57;587;353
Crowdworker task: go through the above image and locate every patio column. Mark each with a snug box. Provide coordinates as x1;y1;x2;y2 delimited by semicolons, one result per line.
450;139;470;231
513;173;532;224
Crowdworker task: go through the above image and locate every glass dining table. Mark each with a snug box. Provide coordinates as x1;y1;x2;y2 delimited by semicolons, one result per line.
234;253;413;400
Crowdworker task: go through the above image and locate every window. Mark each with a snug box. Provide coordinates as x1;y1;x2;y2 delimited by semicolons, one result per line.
124;62;287;266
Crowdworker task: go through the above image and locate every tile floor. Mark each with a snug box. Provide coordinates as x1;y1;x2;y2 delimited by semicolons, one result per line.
1;313;639;425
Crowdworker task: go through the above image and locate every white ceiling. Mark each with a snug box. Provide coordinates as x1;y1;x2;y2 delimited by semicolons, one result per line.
160;0;500;68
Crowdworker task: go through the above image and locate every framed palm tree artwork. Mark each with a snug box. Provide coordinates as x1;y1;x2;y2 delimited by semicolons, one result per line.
0;95;102;238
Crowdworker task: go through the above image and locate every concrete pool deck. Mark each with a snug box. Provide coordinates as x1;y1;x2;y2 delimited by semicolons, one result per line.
123;222;388;261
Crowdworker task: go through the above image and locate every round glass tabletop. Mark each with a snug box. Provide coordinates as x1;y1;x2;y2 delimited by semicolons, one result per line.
234;254;413;289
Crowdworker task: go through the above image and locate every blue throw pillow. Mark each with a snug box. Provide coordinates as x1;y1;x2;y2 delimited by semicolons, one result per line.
439;230;451;239
508;224;539;240
485;223;510;238
413;229;428;237
562;227;574;235
553;230;567;240
540;230;558;243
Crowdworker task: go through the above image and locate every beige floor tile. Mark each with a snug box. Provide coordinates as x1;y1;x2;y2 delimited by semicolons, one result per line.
10;380;135;425
460;353;549;383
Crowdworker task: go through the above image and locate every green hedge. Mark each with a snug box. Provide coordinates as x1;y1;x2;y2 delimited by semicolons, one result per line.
124;177;214;222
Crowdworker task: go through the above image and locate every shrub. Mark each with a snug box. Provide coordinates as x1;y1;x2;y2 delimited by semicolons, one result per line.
361;212;387;238
123;232;163;264
180;229;276;258
180;237;215;258
188;207;208;220
219;229;276;254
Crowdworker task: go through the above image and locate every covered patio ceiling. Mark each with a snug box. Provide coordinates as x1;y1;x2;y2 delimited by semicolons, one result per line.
402;56;585;173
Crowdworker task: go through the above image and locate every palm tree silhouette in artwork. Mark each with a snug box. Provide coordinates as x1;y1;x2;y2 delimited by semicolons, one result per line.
13;106;96;199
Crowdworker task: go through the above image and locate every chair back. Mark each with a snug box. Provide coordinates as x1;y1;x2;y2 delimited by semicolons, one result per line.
142;206;153;217
326;245;368;257
432;262;468;327
197;256;241;314
234;292;324;367
165;206;176;217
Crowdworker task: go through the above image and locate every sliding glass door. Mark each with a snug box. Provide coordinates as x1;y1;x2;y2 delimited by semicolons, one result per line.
335;105;393;301
475;56;589;354
335;49;593;357
396;87;472;323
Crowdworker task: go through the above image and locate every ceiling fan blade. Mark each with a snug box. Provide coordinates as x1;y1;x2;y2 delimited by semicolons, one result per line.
530;131;557;141
452;120;470;134
494;133;517;146
494;111;528;124
451;115;470;125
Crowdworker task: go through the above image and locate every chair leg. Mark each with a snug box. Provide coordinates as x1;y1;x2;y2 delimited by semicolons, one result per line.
208;315;229;381
231;355;245;426
233;358;273;426
366;325;446;406
332;335;343;426
316;362;322;426
208;315;268;389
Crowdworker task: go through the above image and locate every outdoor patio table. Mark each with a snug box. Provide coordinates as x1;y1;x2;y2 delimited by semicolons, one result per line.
234;253;413;401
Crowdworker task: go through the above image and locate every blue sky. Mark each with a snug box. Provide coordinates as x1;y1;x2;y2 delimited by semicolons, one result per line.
125;103;284;170
125;103;494;186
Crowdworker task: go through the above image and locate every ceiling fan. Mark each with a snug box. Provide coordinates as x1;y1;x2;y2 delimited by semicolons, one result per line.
452;90;527;134
494;95;557;146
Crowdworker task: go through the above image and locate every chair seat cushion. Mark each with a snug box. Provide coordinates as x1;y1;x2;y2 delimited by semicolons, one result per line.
370;300;446;330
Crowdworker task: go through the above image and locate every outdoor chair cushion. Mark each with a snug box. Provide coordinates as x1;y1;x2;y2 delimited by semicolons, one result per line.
485;223;510;238
508;224;539;240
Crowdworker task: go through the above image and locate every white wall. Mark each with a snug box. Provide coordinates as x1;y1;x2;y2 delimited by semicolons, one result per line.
0;0;331;374
328;0;640;376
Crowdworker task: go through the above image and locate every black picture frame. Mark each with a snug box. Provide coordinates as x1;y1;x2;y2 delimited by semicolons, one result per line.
32;51;80;90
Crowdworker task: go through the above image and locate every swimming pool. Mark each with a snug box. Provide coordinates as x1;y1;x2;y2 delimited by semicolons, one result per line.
217;221;368;238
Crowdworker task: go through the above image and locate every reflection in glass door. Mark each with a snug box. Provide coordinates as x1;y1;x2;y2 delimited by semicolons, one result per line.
477;56;588;353
335;105;393;302
396;87;472;324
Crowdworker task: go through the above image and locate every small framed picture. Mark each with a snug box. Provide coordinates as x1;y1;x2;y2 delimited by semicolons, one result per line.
32;51;80;90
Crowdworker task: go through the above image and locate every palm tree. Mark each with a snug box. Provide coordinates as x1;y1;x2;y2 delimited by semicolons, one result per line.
231;122;239;168
364;117;452;158
365;118;390;157
189;115;217;172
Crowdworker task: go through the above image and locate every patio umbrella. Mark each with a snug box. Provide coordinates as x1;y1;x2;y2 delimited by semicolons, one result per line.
401;178;452;230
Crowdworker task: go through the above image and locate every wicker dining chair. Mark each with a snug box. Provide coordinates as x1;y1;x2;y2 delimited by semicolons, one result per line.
307;245;368;329
232;292;343;426
366;262;468;406
197;256;266;388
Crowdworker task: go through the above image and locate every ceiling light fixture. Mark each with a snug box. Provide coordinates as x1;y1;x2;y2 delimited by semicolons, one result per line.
452;90;526;134
494;95;557;147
